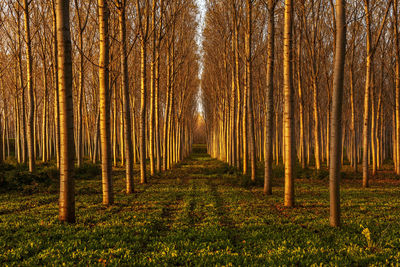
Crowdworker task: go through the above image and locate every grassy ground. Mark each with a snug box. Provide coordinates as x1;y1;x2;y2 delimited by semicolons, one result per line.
1;145;400;266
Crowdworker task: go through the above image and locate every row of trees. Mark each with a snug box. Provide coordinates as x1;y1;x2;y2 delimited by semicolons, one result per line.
202;0;396;226
0;0;200;222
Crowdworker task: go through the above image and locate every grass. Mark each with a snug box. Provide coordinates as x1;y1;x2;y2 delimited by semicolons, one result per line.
0;145;400;265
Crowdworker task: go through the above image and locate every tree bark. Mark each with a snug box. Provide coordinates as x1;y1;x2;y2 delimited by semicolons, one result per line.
394;0;400;175
23;0;35;172
98;0;113;205
283;0;295;207
117;0;134;194
57;0;76;223
246;0;256;181
329;0;346;227
264;0;276;195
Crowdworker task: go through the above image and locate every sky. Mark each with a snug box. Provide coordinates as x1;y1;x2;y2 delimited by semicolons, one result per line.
195;0;206;114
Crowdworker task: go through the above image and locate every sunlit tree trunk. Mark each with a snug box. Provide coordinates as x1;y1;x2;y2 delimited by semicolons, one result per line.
136;0;150;184
246;0;256;181
14;96;21;163
112;80;118;167
149;0;156;176
297;28;305;169
371;85;377;175
16;10;27;164
163;40;172;171
394;0;400;175
242;15;248;175
41;60;48;162
362;21;371;188
329;0;346;227
155;43;161;172
73;0;88;167
264;0;276;195
57;0;76;223
22;0;35;171
93;112;100;164
117;0;134;194
234;9;241;169
376;87;382;170
230;6;236;167
119;91;124;167
283;0;295;207
349;45;357;172
312;77;321;170
52;1;61;169
98;0;113;205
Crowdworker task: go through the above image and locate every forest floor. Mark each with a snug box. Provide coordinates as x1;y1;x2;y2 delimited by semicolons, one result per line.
0;145;400;265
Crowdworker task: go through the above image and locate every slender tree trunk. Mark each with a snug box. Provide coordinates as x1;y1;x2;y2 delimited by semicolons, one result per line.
235;14;241;169
139;40;147;183
362;0;373;188
155;46;161;172
16;12;27;164
98;0;113;205
313;78;321;170
163;44;171;171
119;90;124;166
329;0;346;227
297;31;305;169
57;0;76;223
112;79;118;167
149;0;156;176
394;0;400;175
52;2;61;169
264;0;276;195
74;0;85;167
42;63;48;162
283;0;295;207
242;15;248;175
246;0;256;181
371;85;377;175
15;96;21;163
230;2;237;168
118;0;134;194
23;0;35;172
349;55;357;172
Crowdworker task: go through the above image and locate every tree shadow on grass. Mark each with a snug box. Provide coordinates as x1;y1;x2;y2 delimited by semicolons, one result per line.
206;179;243;252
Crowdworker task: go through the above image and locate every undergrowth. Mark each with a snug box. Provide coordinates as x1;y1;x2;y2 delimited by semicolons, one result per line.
0;145;399;265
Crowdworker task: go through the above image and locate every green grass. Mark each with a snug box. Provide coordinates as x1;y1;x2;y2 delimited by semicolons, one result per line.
1;146;400;265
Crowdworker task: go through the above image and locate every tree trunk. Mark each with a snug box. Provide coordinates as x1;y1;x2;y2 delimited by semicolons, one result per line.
297;31;305;169
118;0;134;194
264;0;276;195
329;0;346;227
394;0;400;175
23;0;35;172
75;0;85;167
149;0;156;176
98;0;113;205
283;0;295;207
52;2;61;169
313;78;321;170
57;0;76;223
246;0;256;181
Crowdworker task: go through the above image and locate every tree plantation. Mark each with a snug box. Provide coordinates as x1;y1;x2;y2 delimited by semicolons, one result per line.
0;0;399;265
